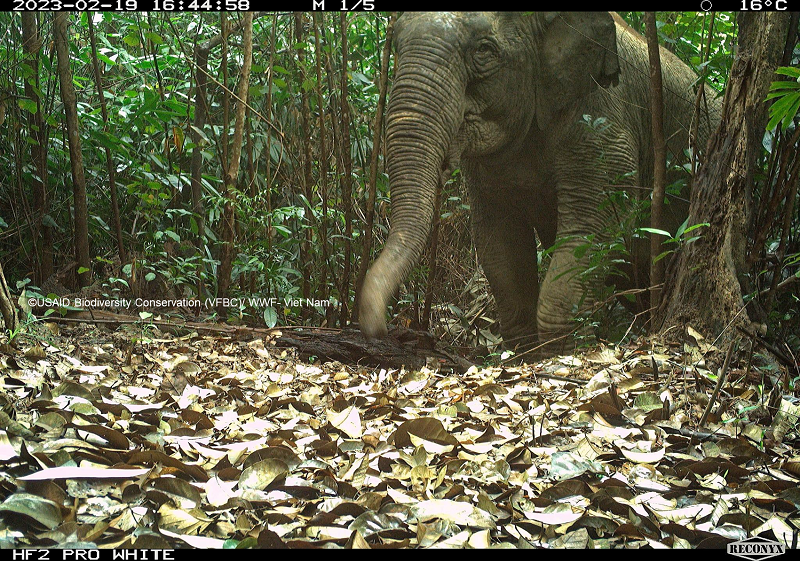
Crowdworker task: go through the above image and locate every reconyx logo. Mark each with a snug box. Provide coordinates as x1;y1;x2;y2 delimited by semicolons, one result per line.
727;537;785;561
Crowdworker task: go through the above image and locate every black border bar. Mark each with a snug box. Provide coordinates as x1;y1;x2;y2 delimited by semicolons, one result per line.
6;0;798;11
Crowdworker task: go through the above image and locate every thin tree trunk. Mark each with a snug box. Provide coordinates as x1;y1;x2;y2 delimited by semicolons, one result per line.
217;13;253;314
645;12;667;323
221;14;230;173
338;12;354;326
0;262;18;339
54;13;91;288
88;16;126;265
657;11;792;341
245;108;255;295
763;155;800;313
21;13;52;286
145;13;172;184
188;18;254;300
264;15;278;296
313;13;332;308
353;14;395;320
189;39;209;301
295;12;314;322
747;13;800;267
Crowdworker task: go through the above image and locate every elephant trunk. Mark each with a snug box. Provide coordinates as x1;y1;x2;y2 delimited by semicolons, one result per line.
359;41;465;338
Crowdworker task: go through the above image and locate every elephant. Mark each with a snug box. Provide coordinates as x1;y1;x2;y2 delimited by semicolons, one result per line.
359;12;722;355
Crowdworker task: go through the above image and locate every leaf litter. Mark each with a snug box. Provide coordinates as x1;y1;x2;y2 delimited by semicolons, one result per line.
0;321;798;549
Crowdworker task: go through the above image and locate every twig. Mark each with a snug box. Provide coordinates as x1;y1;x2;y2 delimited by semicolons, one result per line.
699;341;736;428
736;325;799;376
501;372;588;386
736;331;757;388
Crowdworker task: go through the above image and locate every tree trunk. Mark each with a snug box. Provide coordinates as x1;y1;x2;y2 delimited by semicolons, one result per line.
338;12;354;326
657;11;792;341
54;13;91;288
313;14;332;308
189;40;211;300
187;15;262;302
0;262;18;338
645;12;667;323
264;15;278;298
295;12;314;322
217;12;253;315
88;16;126;265
21;13;52;286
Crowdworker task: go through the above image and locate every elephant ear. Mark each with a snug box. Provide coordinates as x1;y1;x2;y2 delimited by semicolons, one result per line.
536;12;619;129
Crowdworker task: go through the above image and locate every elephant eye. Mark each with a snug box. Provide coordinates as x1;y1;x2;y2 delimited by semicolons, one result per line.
474;39;499;68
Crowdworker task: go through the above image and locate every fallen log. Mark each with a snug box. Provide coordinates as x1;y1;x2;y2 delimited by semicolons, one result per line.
38;310;473;372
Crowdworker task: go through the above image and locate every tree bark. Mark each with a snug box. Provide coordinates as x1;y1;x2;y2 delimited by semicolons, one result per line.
21;13;52;286
645;12;667;323
188;17;258;300
657;11;792;341
88;16;126;265
338;12;354;326
54;13;91;288
264;15;278;297
0;262;18;338
295;12;314;322
217;13;253;314
313;14;332;304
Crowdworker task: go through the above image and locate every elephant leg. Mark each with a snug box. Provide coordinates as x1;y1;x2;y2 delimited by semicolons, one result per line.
472;203;539;353
537;233;595;356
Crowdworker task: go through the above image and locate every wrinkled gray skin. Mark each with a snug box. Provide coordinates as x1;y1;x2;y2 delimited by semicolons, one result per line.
359;12;721;355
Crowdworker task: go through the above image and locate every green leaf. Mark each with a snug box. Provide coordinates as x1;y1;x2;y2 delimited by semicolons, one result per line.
637;227;672;238
77;267;90;274
654;250;674;264
97;53;116;67
681;222;710;236
145;272;156;282
263;306;278;328
768;81;800;91
144;32;164;45
573;244;590;259
775;66;800;78
18;98;37;114
767;91;800;130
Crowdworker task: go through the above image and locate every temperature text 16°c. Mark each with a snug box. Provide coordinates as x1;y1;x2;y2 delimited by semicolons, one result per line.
741;0;789;9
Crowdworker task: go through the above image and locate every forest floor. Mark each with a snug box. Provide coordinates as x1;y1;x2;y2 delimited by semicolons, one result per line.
0;318;798;549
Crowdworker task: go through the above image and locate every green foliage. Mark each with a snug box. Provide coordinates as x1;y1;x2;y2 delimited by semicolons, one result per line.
637;219;710;264
3;10;797;355
619;11;735;91
0;11;392;329
767;66;800;131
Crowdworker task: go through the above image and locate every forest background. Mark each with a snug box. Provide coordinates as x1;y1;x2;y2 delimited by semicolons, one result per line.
0;11;798;360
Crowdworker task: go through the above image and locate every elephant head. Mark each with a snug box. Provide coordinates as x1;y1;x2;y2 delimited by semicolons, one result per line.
359;12;620;340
